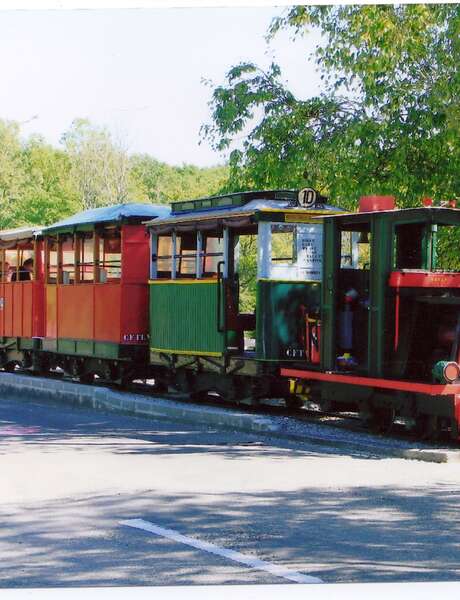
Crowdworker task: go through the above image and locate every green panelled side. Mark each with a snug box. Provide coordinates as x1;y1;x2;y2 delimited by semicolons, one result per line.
44;338;123;359
149;281;226;356
256;279;321;360
368;215;393;377
321;219;340;371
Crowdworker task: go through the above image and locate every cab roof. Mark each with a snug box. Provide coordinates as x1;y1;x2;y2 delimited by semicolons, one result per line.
318;206;460;227
43;203;171;235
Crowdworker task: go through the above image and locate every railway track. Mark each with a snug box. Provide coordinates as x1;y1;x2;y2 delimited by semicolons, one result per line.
4;366;458;449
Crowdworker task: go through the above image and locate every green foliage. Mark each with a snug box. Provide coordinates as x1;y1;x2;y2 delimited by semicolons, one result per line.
129;154;228;204
0;120;27;227
62;119;131;209
202;4;460;211
0;117;229;230
17;136;80;226
236;235;258;313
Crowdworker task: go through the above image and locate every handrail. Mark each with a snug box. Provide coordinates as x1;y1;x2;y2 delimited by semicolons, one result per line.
216;260;225;334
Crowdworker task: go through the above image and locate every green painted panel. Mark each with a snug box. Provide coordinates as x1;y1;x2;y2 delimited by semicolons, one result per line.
18;338;34;350
42;338;57;352
94;341;120;359
149;281;225;355
321;219;340;371
58;339;77;354
52;338;122;359
256;280;321;360
76;340;95;355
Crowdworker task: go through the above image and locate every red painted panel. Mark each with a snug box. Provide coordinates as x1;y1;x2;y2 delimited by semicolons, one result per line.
32;281;45;338
359;195;395;213
120;284;148;344
13;284;23;336
389;270;460;288
22;282;33;338
94;283;121;342
46;285;57;339
58;285;94;340
281;367;460;397
121;225;150;284
4;285;13;337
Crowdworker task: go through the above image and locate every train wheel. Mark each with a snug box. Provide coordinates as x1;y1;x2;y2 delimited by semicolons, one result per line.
79;372;94;385
414;414;440;441
360;405;395;434
285;396;304;409
4;361;19;373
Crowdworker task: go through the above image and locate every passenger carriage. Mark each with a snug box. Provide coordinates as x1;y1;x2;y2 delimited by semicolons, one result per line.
0;226;44;369
36;203;169;381
145;188;341;403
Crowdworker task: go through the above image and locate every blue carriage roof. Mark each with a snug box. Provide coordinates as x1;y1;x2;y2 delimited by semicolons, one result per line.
43;203;171;233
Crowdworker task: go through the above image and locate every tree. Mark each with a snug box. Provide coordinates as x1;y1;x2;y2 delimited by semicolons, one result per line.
62;119;131;209
129;154;228;204
16;136;80;226
202;4;460;208
0;119;27;228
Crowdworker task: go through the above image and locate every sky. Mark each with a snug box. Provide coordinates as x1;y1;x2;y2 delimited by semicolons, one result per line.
0;6;324;167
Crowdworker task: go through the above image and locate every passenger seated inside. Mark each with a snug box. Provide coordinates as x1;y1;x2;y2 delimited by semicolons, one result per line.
11;258;34;282
0;261;10;281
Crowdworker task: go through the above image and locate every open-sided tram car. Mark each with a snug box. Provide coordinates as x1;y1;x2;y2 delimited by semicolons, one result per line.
145;188;342;403
1;203;169;381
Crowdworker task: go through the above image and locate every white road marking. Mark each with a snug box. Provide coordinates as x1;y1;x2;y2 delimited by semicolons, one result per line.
120;518;323;584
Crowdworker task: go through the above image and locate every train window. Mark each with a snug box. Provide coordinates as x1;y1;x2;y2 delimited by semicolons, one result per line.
429;225;460;272
60;235;75;284
272;224;295;262
263;223;324;281
152;231;226;279
0;250;6;282
393;223;424;269
340;231;359;269
78;233;94;283
156;235;173;278
177;233;196;277
4;249;18;282
99;228;121;281
201;235;224;277
340;228;371;270
2;247;34;282
47;240;58;284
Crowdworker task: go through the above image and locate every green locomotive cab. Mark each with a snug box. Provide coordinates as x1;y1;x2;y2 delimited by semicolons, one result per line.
283;195;460;439
146;189;341;402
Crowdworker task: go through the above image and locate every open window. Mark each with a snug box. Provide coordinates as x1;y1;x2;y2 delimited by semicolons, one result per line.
257;222;324;282
151;231;225;280
1;245;35;283
79;233;94;283
46;238;58;284
61;235;75;284
99;227;121;282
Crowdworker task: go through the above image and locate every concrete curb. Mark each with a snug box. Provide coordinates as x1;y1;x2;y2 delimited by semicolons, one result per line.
1;372;459;463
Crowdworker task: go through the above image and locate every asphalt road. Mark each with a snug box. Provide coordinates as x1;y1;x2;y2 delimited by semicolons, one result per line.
1;393;460;588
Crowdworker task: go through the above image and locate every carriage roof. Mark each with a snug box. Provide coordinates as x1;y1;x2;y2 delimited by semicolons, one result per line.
145;189;342;232
42;203;171;235
0;226;42;248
